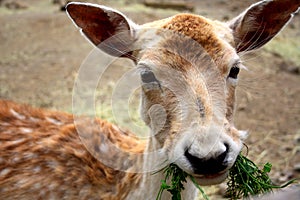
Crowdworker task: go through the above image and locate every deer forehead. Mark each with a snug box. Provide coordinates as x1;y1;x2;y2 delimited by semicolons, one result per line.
140;13;237;75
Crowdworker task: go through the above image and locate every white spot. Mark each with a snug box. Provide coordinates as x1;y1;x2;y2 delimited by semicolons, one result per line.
0;187;8;192
19;127;32;133
12;156;21;163
33;166;41;173
48;183;58;190
0;122;10;126
10;109;26;120
46;117;63;125
11;138;25;145
16;178;27;187
23;152;37;159
79;185;91;198
39;189;46;196
4;130;13;135
47;160;58;169
0;168;11;176
34;183;41;190
99;143;108;153
29;117;40;122
111;124;120;131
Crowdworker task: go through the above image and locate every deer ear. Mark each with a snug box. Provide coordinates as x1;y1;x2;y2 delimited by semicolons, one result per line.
229;0;300;52
66;2;137;59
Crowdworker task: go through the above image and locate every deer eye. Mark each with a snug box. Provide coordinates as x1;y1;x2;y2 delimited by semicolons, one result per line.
228;66;240;79
140;70;159;83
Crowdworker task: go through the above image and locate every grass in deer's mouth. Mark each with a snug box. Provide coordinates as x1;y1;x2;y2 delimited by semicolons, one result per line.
155;163;209;200
156;153;296;200
225;154;296;200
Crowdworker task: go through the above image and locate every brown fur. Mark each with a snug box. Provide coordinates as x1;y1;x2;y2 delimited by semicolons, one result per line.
0;100;144;199
160;14;235;75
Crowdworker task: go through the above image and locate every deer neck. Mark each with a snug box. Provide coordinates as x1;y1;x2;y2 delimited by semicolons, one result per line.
125;135;197;200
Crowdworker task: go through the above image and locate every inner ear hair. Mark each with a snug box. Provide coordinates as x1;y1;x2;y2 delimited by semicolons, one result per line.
66;2;137;59
229;0;300;52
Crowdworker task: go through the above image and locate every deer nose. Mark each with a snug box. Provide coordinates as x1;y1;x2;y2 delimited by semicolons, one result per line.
184;144;229;175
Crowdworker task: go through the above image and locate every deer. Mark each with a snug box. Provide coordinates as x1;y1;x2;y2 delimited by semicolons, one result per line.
0;0;299;199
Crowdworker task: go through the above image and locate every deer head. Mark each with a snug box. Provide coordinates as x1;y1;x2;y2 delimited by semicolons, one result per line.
66;0;299;186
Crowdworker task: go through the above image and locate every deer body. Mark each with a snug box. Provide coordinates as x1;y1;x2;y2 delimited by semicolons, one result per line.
0;101;193;199
1;0;299;199
0;100;144;199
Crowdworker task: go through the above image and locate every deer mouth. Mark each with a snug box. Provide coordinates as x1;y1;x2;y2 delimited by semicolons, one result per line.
191;170;228;185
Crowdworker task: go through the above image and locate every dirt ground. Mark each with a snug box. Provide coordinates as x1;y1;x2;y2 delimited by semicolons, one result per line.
0;0;299;198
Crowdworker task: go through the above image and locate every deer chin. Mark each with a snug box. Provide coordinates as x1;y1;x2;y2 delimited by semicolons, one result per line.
190;170;229;186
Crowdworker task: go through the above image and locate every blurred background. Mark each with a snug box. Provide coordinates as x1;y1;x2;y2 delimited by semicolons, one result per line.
0;0;299;198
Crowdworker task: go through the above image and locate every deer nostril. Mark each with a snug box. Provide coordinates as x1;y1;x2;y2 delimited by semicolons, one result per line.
184;144;229;175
